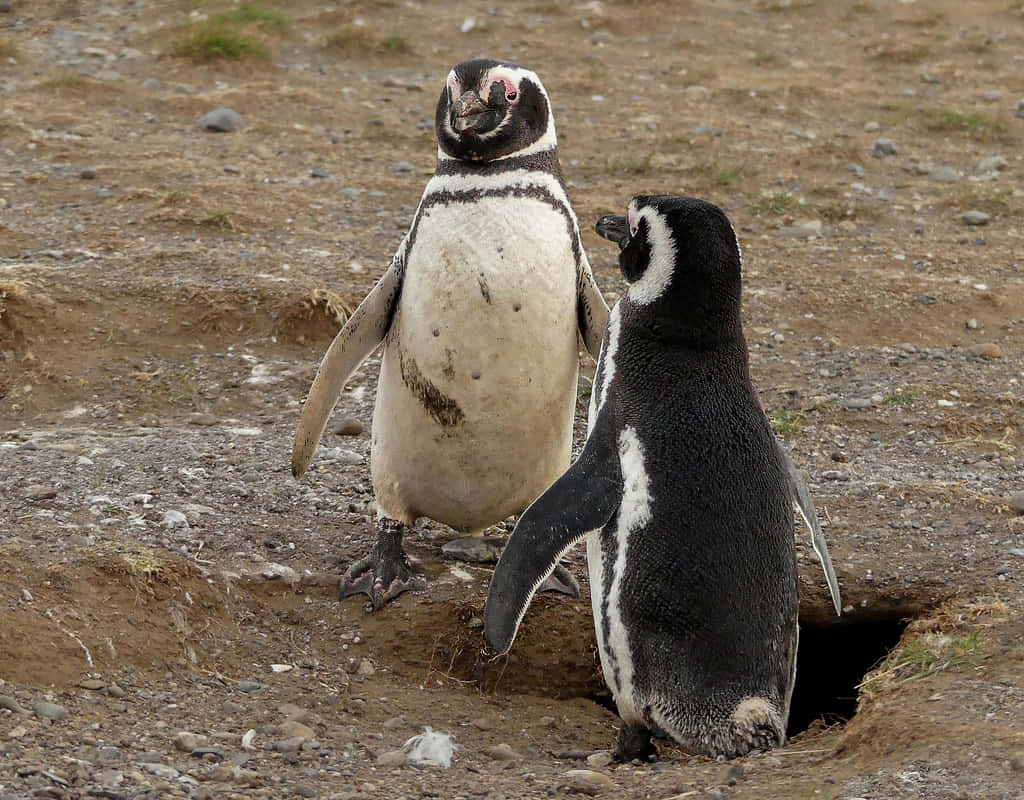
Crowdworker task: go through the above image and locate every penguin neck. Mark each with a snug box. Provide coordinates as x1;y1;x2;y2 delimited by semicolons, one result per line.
625;302;746;356
435;147;564;181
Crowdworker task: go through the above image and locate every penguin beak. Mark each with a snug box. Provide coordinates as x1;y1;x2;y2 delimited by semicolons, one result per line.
452;91;490;133
595;214;630;251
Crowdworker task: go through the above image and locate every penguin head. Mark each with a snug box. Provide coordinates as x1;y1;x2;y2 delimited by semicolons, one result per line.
435;58;555;162
596;195;744;343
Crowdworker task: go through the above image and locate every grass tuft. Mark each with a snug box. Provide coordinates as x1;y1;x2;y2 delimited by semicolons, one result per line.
178;21;263;62
0;37;19;60
606;153;654;175
214;3;289;27
858;630;988;696
324;24;411;56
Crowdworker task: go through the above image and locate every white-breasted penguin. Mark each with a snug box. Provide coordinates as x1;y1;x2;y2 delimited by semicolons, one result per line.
485;195;840;760
292;58;609;610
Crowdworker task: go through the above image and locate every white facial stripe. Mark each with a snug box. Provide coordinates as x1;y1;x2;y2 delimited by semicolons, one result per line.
627;206;677;305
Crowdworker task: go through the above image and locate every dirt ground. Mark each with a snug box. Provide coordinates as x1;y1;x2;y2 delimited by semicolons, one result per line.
2;0;1023;798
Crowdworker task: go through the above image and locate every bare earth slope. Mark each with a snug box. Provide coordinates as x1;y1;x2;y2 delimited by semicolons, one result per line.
1;1;1022;798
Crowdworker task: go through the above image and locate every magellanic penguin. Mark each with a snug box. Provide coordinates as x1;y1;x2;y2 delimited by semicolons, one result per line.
292;59;609;611
485;195;841;760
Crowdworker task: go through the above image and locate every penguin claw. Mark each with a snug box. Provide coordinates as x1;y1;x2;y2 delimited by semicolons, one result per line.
536;563;580;598
338;518;417;611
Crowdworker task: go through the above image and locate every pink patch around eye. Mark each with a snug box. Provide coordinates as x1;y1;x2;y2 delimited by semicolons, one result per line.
628;208;638;235
447;75;460;96
492;77;518;102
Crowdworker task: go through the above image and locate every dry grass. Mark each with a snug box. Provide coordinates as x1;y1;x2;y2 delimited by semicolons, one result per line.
323;24;411;56
0;37;19;60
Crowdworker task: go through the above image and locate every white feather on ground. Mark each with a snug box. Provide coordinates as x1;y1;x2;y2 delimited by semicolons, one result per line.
403;727;458;768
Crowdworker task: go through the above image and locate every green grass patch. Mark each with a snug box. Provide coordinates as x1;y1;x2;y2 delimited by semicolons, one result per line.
324;24;411;56
214;3;289;27
202;208;240;229
769;408;805;436
748;189;814;216
920;109;1006;141
178;21;263;62
882;388;916;405
759;0;818;11
859;630;988;694
606;152;654;175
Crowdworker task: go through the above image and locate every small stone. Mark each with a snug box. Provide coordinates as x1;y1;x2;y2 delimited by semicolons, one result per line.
356;659;375;677
929;166;958;183
106;684;126;698
391;161;415;173
377;749;407;767
1008;492;1024;515
684;84;710;100
79;168;97;180
0;696;26;714
77;679;105;690
872;138;897;157
223;164;240;174
841;398;874;409
161;509;189;529
1009;751;1024;771
382;716;406;730
279;720;316;741
25;485;58;501
977;155;1007;173
311;168;330;178
173;731;208;752
961;210;990;226
274;736;304;753
966;318;979;330
33;701;68;720
97;746;123;763
236;680;264;694
139;762;180;779
470;717;493;730
198;108;245;133
441;536;505;563
586;750;614;768
294;786;317;799
982;90;1002;102
142;78;161;89
487;743;519;761
334;418;363;436
779;219;822;238
539;716;556;727
724;763;745;784
863;120;880;132
1017;99;1024;119
968;343;1003;359
565;769;614;795
844;162;865;178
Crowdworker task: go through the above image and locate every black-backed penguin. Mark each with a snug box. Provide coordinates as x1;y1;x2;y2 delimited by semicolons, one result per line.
485;195;839;760
292;59;609;610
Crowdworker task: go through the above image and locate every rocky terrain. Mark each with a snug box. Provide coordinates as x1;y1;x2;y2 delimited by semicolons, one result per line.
1;0;1023;798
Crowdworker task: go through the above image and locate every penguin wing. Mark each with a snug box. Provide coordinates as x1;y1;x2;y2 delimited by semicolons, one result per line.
777;443;842;616
577;265;610;361
484;413;622;654
291;261;402;478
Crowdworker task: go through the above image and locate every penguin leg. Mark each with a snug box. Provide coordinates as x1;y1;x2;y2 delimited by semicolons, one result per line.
536;563;580;597
339;517;417;611
614;721;658;762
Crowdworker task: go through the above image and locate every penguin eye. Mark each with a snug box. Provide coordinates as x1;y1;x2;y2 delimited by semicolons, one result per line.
506;89;518;103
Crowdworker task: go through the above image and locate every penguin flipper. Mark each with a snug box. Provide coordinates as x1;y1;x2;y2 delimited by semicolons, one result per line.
777;443;842;616
291;261;403;478
484;415;622;654
577;264;610;361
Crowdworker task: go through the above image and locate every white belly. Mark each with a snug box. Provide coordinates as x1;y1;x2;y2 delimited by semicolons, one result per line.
371;196;579;531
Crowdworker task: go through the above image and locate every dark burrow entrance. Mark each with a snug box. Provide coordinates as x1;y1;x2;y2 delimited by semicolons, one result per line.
787;612;909;735
583;611;911;739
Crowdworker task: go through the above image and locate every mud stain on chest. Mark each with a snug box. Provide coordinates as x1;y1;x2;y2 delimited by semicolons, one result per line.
398;349;465;427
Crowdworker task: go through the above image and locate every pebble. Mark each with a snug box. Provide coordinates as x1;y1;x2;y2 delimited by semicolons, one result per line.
391;161;415;173
968;343;1003;359
486;743;519;761
138;762;180;779
79;168;97;180
564;769;614;795
334;418;364;436
274;736;305;753
33;701;68;720
356;659;375;677
382;716;406;730
142;77;161;89
441;536;505;563
1017;99;1024;119
1008;492;1024;515
779;219;822;238
841;398;874;409
470;717;493;730
377;749;408;767
977;155;1007;173
684;84;710;100
0;695;26;714
25;485;58;501
1010;751;1024;771
236;680;264;694
872;138;897;157
845;162;865;178
930;166;958;183
161;509;189;529
961;210;990;226
966;318;979;329
279;720;316;741
318;447;362;466
311;168;330;178
723;763;745;784
197;108;245;133
586;750;614;768
97;746;123;763
173;731;208;752
294;786;317;798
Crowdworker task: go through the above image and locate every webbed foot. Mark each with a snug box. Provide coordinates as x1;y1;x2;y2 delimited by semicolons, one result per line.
537;562;580;598
614;721;658;762
339;518;418;611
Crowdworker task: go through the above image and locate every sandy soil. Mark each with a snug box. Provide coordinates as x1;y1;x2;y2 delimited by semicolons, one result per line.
1;0;1023;798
